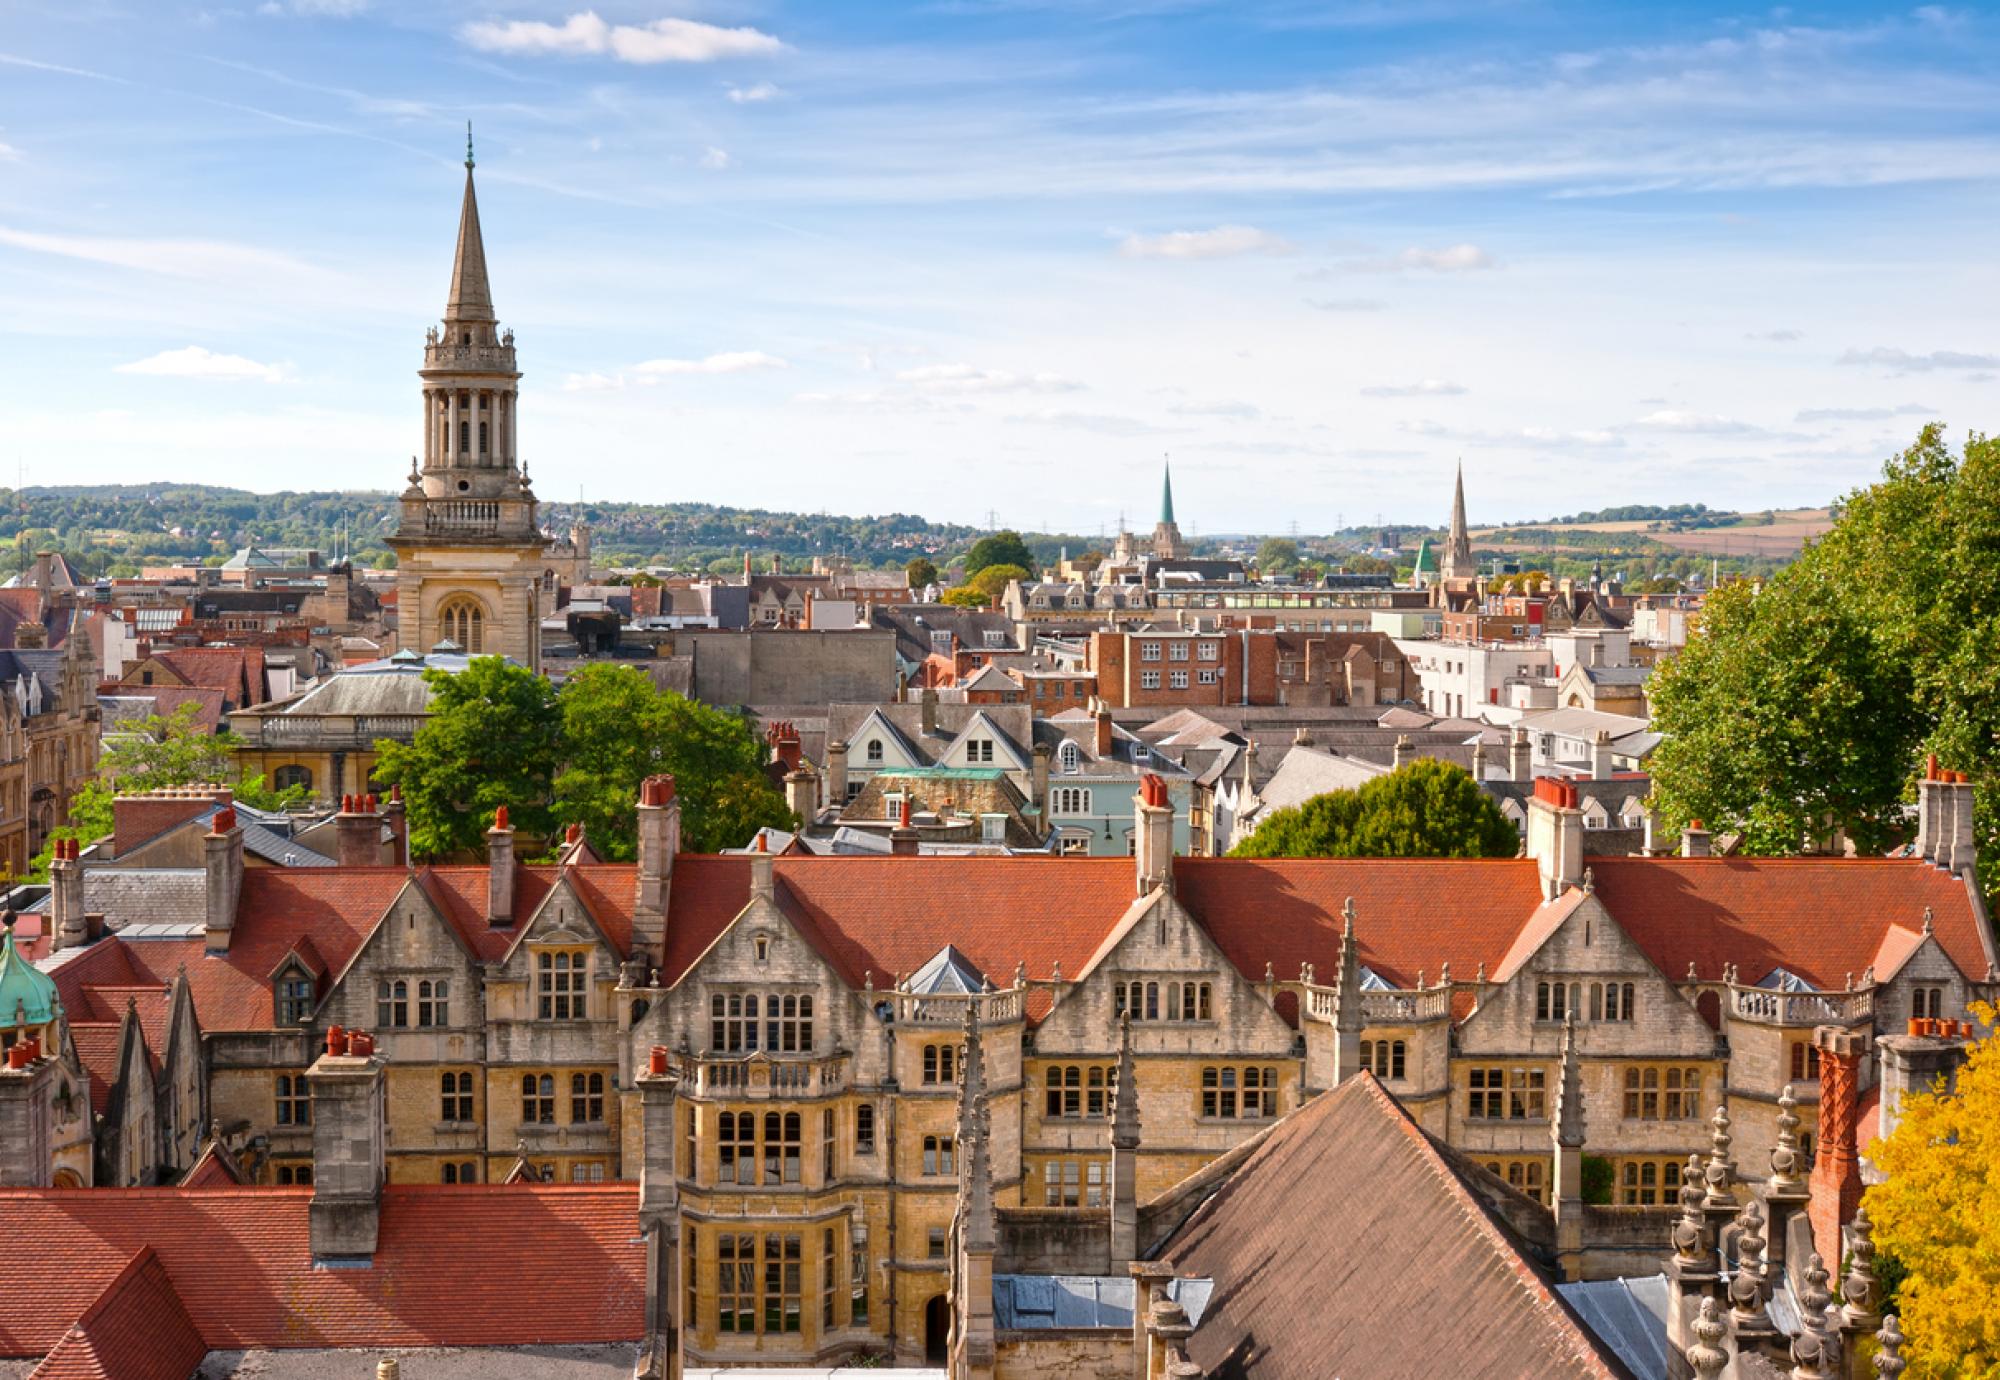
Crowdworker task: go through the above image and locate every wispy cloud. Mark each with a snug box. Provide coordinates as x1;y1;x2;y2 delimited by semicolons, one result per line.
1116;225;1294;260
115;345;292;383
1306;297;1387;312
1359;379;1466;397
1006;411;1174;436
635;350;787;376
0;224;332;285
897;363;1084;394
1837;346;1999;372
728;81;783;103
1630;409;1760;435
1379;244;1493;272
460;11;785;64
287;0;370;14
698;146;734;170
1745;328;1803;342
1168;399;1264;420
1794;402;1936;423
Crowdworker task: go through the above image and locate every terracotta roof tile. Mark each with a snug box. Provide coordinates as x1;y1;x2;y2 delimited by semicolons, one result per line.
1587;858;1991;989
27;1247;207;1380
1160;1074;1633;1380
65;1024;125;1116
0;1185;645;1360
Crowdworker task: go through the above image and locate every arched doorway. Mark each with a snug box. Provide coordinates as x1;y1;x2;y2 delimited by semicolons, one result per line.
52;1168;83;1189
924;1294;951;1365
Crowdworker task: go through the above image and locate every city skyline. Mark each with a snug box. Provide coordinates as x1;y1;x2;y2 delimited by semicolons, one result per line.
3;1;1998;528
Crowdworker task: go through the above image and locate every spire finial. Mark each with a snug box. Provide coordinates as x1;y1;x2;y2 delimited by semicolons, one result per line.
466;121;475;170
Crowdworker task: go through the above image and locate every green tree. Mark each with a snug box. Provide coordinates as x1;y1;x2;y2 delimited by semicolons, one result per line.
553;664;793;856
372;657;563;858
1649;425;1997;896
964;530;1035;577
1229;758;1519;859
905;556;939;589
1254;537;1299;572
940;586;993;609
967;562;1030;604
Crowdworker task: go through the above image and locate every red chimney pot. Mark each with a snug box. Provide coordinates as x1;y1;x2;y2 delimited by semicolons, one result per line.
326;1026;344;1056
494;805;510;832
648;1045;669;1076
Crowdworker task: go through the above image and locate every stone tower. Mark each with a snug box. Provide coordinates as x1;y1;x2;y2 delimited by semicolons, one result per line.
387;129;548;665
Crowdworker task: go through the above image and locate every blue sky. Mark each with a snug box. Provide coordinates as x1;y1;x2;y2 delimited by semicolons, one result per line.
3;1;1998;533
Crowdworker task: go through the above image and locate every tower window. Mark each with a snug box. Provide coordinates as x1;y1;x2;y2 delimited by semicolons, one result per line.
479;421;489;455
459;420;470;452
438;597;485;654
461;331;470;345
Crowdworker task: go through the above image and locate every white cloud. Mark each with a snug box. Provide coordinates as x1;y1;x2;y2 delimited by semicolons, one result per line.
1837;346;1999;372
460;11;785;64
896;363;1084;394
728;81;782;103
1631;409;1759;435
1391;244;1493;272
1307;297;1386;312
1168;400;1263;420
0;224;330;284
1006;411;1174;436
1794;403;1936;423
698;146;734;171
114;346;292;383
1359;379;1467;397
633;350;787;376
562;371;627;392
1744;328;1803;342
1116;226;1294;260
0;141;18;162
289;0;369;13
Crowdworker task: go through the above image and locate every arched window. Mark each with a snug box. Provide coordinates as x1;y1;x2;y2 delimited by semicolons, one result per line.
438;596;485;654
273;764;312;793
1059;741;1081;773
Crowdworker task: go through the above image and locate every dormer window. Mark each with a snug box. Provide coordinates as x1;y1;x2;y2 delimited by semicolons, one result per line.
1059;741;1081;774
966;739;994;764
867;739;883;764
275;970;314;1026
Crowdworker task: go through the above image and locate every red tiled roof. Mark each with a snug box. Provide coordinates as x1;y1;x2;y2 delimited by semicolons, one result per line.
415;865;555;962
97;684;226;734
1175;857;1549;994
1588;859;1991;989
78;986;170;1067
66;1024;126;1117
179;1141;245;1188
27;1248;207;1380
0;1185;645;1360
1160;1074;1633;1380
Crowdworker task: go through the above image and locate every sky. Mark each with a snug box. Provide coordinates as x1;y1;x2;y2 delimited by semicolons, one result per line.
2;1;1998;534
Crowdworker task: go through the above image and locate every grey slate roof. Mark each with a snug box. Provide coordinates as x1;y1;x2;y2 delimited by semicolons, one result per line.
82;869;207;928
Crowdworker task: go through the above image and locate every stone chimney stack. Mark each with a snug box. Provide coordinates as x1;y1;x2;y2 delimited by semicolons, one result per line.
1552;1012;1586;1281
203;806;245;953
1942;770;1978;878
1524;777;1584;900
1108;1012;1141;1267
1590;728;1614;780
1392;734;1412;771
825;741;848;810
633;775;680;965
0;1028;58;1187
920;685;939;738
634;1044;684;1372
336;794;381;868
1470;738;1489;783
1031;742;1052;813
749;831;776;900
486;806;515;926
1915;755;1943;862
1133;774;1175;896
890;796;919;856
49;838;87;951
1877;1019;1972;1145
308;1028;385;1262
784;767;817;827
1681;820;1712;858
1509;725;1531;783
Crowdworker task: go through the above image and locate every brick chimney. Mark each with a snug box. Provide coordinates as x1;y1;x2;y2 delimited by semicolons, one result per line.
890;796;919;856
49;838;86;952
1525;777;1584;900
336;794;381;868
749;830;776;898
383;785;407;867
1093;698;1114;759
1681;820;1712;858
826;741;848;809
203;806;245;953
1509;725;1531;783
112;787;230;859
486;806;515;926
1808;1025;1868;1274
767;720;803;772
308;1028;385;1261
633;775;680;965
920;685;939;738
1133;774;1174;895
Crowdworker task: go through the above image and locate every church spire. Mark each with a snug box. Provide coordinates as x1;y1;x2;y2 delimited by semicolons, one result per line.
1442;459;1475;580
1159;456;1176;527
446;128;496;325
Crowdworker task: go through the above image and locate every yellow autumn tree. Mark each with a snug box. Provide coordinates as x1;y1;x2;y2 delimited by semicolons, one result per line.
1864;1002;2000;1379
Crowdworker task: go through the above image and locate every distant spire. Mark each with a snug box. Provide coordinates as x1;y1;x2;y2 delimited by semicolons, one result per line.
445;136;496;324
1443;459;1475;580
1159;455;1176;527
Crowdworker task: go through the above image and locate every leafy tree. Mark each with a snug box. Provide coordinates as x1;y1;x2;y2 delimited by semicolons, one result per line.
372;657;563;858
1865;1003;2000;1377
905;556;939;589
964;530;1035;577
553;664;793;856
1254;537;1299;572
1229;758;1518;859
968;562;1030;603
1342;554;1394;576
940;586;992;609
1649;425;1997;897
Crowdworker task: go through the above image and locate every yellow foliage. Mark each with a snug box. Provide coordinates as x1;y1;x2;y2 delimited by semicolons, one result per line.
1864;1003;2000;1379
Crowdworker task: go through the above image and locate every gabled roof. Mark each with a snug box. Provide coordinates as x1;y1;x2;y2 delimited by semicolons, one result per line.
908;944;987;995
1156;1074;1633;1380
27;1247;208;1380
0;1185;644;1360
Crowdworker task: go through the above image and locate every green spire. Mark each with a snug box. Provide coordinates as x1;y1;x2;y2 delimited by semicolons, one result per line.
0;919;59;1029
1160;457;1176;526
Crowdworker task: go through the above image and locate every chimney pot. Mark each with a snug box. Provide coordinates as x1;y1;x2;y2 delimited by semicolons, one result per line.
494;805;509;832
648;1045;669;1076
326;1026;344;1056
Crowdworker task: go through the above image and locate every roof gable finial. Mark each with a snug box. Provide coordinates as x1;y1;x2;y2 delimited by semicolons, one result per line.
466;121;475;170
